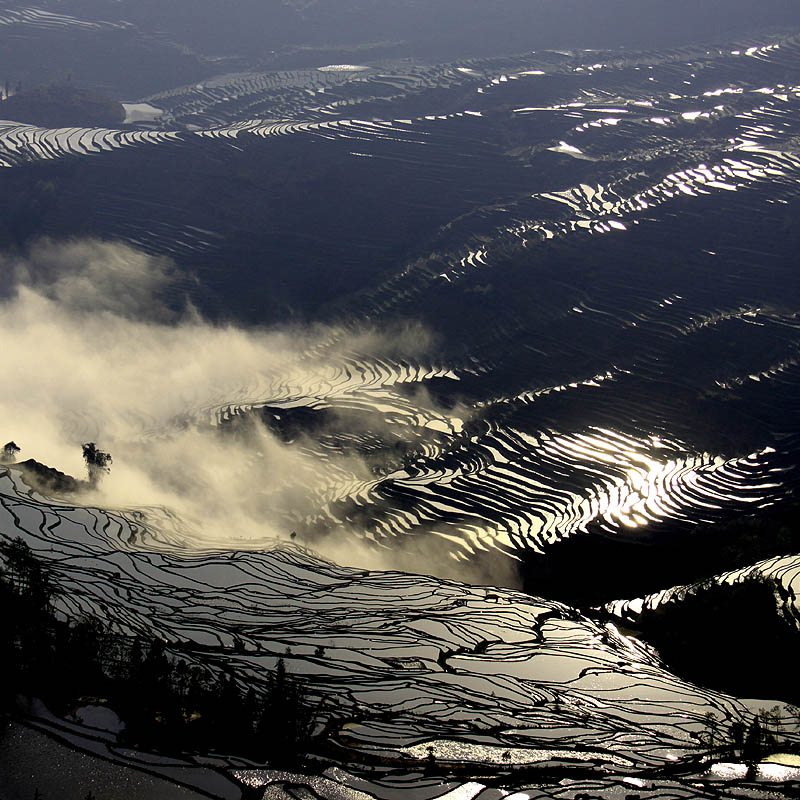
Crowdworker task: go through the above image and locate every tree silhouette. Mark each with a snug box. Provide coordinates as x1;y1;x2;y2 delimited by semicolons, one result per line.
257;657;316;767
2;441;20;462
0;538;56;713
0;546;325;765
82;442;112;485
0;536;54;610
698;706;800;766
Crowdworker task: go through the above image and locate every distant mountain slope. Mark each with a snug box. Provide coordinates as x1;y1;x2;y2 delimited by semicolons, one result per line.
605;551;800;702
0;83;124;127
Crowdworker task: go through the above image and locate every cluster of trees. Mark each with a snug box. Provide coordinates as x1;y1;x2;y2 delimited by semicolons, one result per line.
0;537;320;767
1;441;112;493
700;706;800;766
81;442;112;486
2;441;20;462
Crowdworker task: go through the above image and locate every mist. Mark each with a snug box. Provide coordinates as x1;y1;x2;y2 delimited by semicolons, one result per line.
0;238;516;585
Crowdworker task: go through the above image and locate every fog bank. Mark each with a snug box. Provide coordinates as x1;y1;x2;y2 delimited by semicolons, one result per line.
0;239;516;586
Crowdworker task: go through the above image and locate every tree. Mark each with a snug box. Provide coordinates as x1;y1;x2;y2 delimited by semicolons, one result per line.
50;618;108;711
0;547;327;764
257;657;316;767
699;712;721;754
743;718;763;762
0;538;57;709
424;745;437;775
82;443;112;486
2;441;20;462
730;721;747;757
0;537;54;611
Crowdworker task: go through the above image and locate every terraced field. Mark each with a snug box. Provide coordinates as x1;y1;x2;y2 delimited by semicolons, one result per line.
4;34;800;561
1;3;800;797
